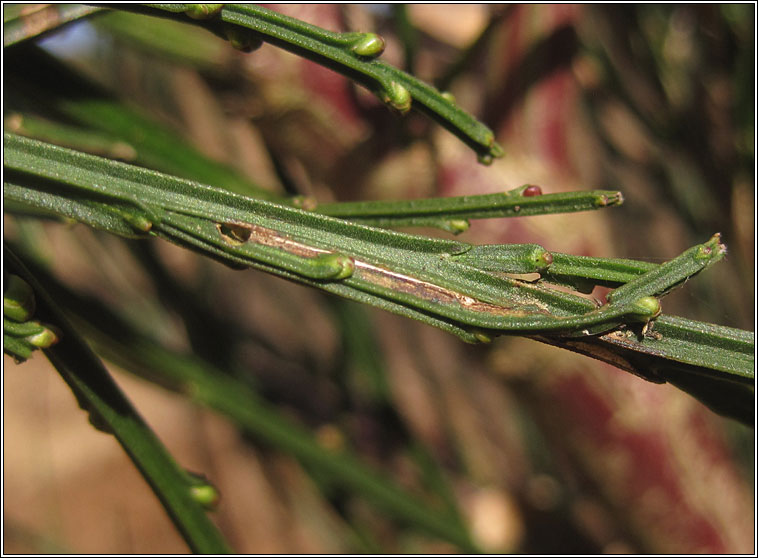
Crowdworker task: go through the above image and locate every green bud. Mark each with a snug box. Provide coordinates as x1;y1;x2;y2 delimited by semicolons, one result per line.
184;4;224;19
473;331;493;344
451;243;552;274
352;33;385;57
440;91;456;103
477;139;504;164
190;484;220;510
477;153;494;165
185;471;220;510
696;233;726;260
26;326;59;349
382;81;412;113
446;219;470;234
124;213;153;233
531;248;554;273
489;141;505;159
627;296;661;321
312;253;355;280
4;274;36;322
593;191;624;207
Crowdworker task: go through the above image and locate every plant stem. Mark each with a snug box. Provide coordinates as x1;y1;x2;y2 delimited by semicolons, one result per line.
136;3;504;163
5;133;753;422
14;253;480;552
4;247;232;554
315;185;622;233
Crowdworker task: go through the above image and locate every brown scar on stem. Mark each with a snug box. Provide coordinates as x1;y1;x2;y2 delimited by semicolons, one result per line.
217;221;330;258
354;262;534;317
218;221;537;317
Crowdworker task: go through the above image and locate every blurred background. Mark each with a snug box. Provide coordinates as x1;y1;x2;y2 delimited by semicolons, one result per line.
4;4;754;553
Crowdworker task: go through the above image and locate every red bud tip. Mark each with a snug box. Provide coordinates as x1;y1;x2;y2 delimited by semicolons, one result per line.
522;185;542;197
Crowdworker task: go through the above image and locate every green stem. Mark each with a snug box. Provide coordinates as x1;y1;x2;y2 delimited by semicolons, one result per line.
138;3;503;162
315;185;623;233
545;252;658;289
16;253;480;551
0;133;726;339
607;234;726;305
4;334;34;361
4;247;232;554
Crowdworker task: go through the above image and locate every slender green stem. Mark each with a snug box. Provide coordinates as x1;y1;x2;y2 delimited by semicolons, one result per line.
620;315;753;381
606;234;726;305
4;317;45;337
1;133;727;340
4;334;34;361
544;252;658;289
136;3;503;162
4;247;232;554
315;185;622;233
6;133;752;418
16;254;480;552
451;243;554;274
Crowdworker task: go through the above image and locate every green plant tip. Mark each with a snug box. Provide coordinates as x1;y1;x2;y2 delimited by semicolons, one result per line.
124;213;153;233
477;153;494;165
184;4;224;19
383;81;412;113
627;296;662;321
447;219;470;234
473;331;493;344
4;274;36;322
477;135;505;163
313;253;355;280
440;91;456;103
352;33;385;57
534;248;554;272
696;233;726;260
595;191;624;207
189;484;220;510
26;326;59;349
